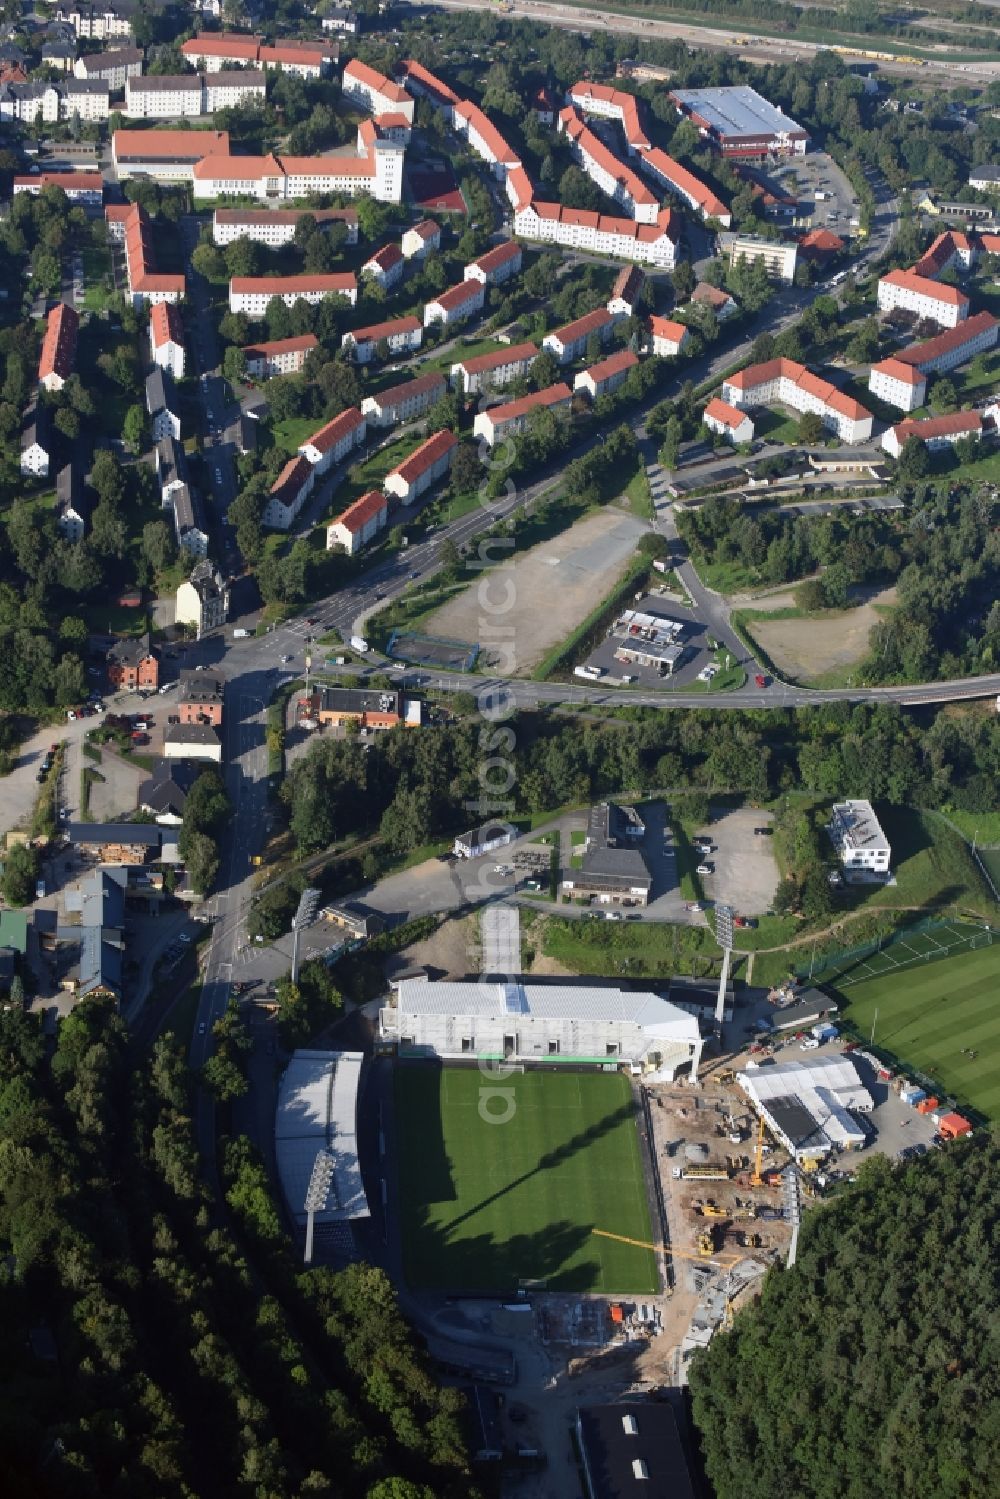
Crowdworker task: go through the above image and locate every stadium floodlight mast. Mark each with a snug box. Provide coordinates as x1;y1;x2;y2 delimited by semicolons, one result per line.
714;904;735;1033
303;1148;335;1265
291;886;322;985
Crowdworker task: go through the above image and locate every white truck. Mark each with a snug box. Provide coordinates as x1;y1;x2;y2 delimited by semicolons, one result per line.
232;627;250;639
350;636;370;654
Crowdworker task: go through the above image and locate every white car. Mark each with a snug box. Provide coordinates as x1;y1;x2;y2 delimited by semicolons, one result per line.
800;1038;820;1051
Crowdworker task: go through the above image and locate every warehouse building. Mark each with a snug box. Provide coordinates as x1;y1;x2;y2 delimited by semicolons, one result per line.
381;979;704;1078
275;1050;370;1255
669;85;809;158
577;1403;696;1499
738;1055;872;1160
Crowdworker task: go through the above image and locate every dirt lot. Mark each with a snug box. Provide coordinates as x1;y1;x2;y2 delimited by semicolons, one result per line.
425;507;649;674
699;806;779;918
747;585;897;683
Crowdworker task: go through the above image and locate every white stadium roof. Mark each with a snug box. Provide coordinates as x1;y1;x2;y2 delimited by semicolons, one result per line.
275;1050;369;1226
393;979;701;1042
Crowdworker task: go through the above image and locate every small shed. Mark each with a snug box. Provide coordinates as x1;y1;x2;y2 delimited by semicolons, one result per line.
938;1111;972;1140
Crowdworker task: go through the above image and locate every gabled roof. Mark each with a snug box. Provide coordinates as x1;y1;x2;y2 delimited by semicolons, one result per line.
242;333;319;361
332;488;387;534
431;279;484;312
345;314;421;344
580;349;638;385
150;300;183;350
368;371;445;409
483;382;572;426
704;395;751;430
469;239;521;274
650;315;688;344
387;429;457;482
455;340;538;375
879;267;969;309
548;307;613;346
231;273;357;297
343;56;411;104
891;410;982;443
301;406;365;455
39;301;78;384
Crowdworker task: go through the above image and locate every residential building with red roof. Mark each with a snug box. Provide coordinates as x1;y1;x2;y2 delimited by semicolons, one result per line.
637;147;731;227
361;371;446;428
912;229;976;280
513;198;678;268
542;308;616;365
607;265;645;318
213;206;358;248
397;59;461;120
149;301;185;379
298;407;367;476
342;58;414;121
123;203;184;308
38;302;78;392
691;281;738;319
401;219;441;259
464;239;522;286
533;86;557;124
326;489;388;556
341;315;423;364
868;310;999;411
229;273;357;317
384;429;457;503
877;268;969;330
361;242;405;290
472;383;573;446
265;455;314;531
722;358;873;443
14;172;103;204
192;152;286;199
574;348;639;402
558;106;659;223
799;227;845;261
883;409;982;459
868;356;928;414
242;334;319;379
567;80;650;153
424;279;486;328
450;341;539;396
453;99;521;180
180;33;335;78
703;396;755;444
650;316;691;359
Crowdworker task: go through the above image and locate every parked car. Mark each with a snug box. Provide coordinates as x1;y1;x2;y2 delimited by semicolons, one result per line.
800;1038;820;1051
696;863;714;876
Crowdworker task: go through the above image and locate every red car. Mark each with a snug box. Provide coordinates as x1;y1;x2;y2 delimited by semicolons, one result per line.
754;673;767;688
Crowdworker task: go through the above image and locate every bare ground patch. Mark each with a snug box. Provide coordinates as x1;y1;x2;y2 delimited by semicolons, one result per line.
425;507;649;674
748;585;897;683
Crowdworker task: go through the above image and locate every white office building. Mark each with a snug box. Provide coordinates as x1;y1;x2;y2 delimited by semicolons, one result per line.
828;799;891;875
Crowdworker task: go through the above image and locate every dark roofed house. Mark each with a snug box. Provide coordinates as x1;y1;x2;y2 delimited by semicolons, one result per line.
68;821;176;863
20;402;49;477
561;801;652;907
137;759;201;824
145;366;180;442
577;1402;696;1499
61;867;127;1001
163;721;222;763
56;462;91;542
106;630;158;690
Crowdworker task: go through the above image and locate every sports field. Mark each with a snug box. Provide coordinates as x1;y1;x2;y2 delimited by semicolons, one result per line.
393;1067;658;1294
832;941;1000;1119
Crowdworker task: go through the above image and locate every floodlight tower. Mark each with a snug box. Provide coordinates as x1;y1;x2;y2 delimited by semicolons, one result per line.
304;1148;334;1265
714;904;735;1033
291;886;322;985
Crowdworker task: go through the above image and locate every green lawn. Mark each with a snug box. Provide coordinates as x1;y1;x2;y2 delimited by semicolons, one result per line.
82;246;114;312
273;415;321;456
394;1066;657;1294
831;941;1000;1120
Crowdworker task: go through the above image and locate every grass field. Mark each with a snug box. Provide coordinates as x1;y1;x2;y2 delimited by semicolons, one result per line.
394;1066;657;1294
830;938;1000;1120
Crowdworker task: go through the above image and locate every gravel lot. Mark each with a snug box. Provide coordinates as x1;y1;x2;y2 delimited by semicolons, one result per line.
697;806;779;918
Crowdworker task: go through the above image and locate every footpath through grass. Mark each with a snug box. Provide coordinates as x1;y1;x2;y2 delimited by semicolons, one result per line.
394;1065;657;1294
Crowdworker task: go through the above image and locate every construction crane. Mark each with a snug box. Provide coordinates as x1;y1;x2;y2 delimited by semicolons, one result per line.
592;1228;740;1267
749;1115;766;1188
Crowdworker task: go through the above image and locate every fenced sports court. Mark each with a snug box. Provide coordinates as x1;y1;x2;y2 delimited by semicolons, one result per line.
797;916;994;989
385;629;480;672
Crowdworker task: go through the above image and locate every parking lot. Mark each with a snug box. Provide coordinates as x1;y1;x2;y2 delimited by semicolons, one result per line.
693;806;779;918
579;593;726;691
772;149;859;237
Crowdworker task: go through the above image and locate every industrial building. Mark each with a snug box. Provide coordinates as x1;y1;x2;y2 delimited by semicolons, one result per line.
380;980;704;1078
577;1403;696;1499
669;85;809;158
274;1050;370;1253
738;1055;873;1160
561;802;653;907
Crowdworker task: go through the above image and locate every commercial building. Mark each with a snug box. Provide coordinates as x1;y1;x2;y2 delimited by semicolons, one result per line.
298;406;366;475
73;45;141;91
424;279;485;328
577;1404;696;1499
175;561;229;639
649;315;690;359
574;348;638;402
326;488;388;556
383;429;457;504
213;206;358;247
719;233;798;282
561;802;652;907
274;1051;369;1251
558;105;659;222
124;70;266;117
38;302;78;393
149;301;184;379
513;198;679;269
401;218;441;259
303;685;403;730
361;242;404;290
341;314;422;364
112;127;230;180
14;170;104;203
229;273;357;316
242;333;318;379
883;409;982;459
828;799;891;875
542;308;616;365
361;371;445;428
450;340;538;396
868;311;999;410
123;202;184;308
607;606;686;676
464;239;522;287
877;268;969;329
704;396;754;444
342;57;414;120
472;382;573;446
177;668;224;727
66;822;176;864
319;903;386;940
669;85;809;158
738;1055;872;1160
721;358;874;443
380;979;704;1079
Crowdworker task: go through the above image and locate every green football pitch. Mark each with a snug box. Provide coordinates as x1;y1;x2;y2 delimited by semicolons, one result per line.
393;1067;658;1294
832;943;1000;1120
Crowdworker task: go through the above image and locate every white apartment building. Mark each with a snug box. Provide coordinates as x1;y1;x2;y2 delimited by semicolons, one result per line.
450;340;538;396
15;171;104;203
57;4;134;40
265;456;314;531
882;410;982;459
513;200;679;269
472;382;573;446
876;268;969;330
574;349;638;401
828;800;891;876
464;239;522;286
361;372;445;428
650;316;691;359
73;45;142;91
719;234;798;282
149;302;185;380
229;274;358;317
341;315;422;363
243;334;319;379
638;146;731;226
383;429;457;504
542;308;616;365
191;142;403;205
206;71;267;112
1;80;110;123
566;79;650;151
703;396;754;444
722;358;874;443
361;243;404;290
867;357;927;414
868;311;999;411
424;279;485;328
341;58;414;122
212;207;358;247
298;407;367;477
124;71;266;118
326;489;388;555
453;99;521;180
401;219;440;259
180;34;335;79
558;106;659;223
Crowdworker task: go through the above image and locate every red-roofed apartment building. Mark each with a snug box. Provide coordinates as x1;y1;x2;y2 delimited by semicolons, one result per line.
883;409;982;459
342;58;414;121
38;302;78;392
542;308;616;365
149;302;185;379
450;341;538;396
362;371;446;428
180;33;336;79
574;349;638;402
124;203;185;308
472;383;573;446
464;239;522;287
650;316;691;359
298;407;367;477
424;279;485;328
868;310;999;411
401;218;441;259
876;268;969;330
722;358;873;443
558;106;659;223
383;429;457;503
326;489;388;555
341;315;423;364
361;243;405;290
242;334;319;379
703;396;754;445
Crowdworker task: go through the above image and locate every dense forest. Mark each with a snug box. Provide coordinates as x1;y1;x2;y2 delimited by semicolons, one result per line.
0;1001;473;1498
688;1138;1000;1498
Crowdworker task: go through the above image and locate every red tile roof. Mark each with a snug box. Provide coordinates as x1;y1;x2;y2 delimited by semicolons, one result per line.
567;79;650;151
455;341;538;375
455;100;520;166
281;153;375;180
243;333;319;361
640;147;729;222
370;371;446;409
193;153;283;181
270;454;311;499
231;273;357;296
691;281;734;309
343;57;412;105
870;356;925;387
182;33;261;61
398;58;461;107
150;301;183;350
408;218;440;241
610;264;645;304
558;106;657;208
799;227;845;257
483;382;573;426
471;240;521;274
333;488;387;534
548;308;614;346
346;315;422;344
726;358;871;422
891;411;981;442
704;396;750;431
580;349;639;385
38;302;78;385
15;172;103;194
364;244;404;273
431;280;484;312
650;316;689;345
259;42;331;66
388;429;457;482
912;230;971;279
302;406;365;455
114;128;229;159
892;310;998;370
879;267;969;308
